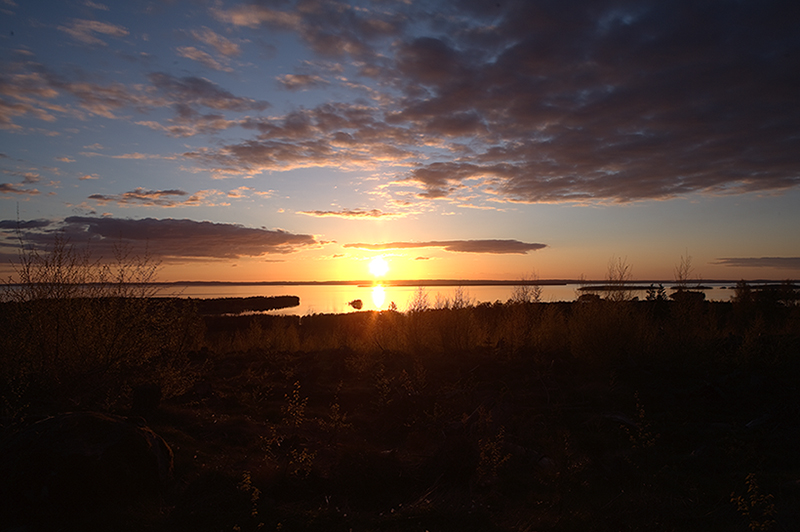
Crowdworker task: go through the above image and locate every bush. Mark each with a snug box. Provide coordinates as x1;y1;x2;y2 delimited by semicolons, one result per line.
0;234;203;418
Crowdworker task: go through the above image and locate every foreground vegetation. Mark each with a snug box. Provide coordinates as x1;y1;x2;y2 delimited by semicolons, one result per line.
1;244;799;531
1;292;799;530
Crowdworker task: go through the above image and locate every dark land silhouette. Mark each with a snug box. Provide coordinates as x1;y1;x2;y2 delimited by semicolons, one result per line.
2;282;800;531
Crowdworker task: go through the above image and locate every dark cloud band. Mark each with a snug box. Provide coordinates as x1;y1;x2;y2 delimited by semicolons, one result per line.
0;217;318;261
344;240;546;254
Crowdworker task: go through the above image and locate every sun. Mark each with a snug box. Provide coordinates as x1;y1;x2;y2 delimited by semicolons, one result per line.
368;256;389;277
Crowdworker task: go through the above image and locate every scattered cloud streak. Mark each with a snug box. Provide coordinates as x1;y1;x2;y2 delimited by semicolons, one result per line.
83;2;109;11
58;18;129;46
88;188;189;207
712;257;800;270
277;74;328;91
176;47;234;72
87;188;227;207
344;240;546;254
0;182;39;195
298;208;403;219
182;103;420;175
147;73;268;113
190;27;241;57
0;66;267;132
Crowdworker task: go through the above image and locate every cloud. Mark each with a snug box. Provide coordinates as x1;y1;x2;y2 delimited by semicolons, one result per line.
208;0;800;204
212;5;303;30
31;71;155;119
0;217;319;261
58;18;129;46
136;112;242;137
6;1;800;206
226;186;254;198
0;218;51;230
148;73;269;112
344;240;547;254
0;65;267;131
176;47;233;72
0;183;39;195
110;152;177;160
390;2;800;203
712;257;800;270
190;27;241;57
0;71;64;126
84;1;109;11
86;187;229;207
277;74;328;91
182;103;419;175
298;208;403;219
213;1;404;59
2;169;41;184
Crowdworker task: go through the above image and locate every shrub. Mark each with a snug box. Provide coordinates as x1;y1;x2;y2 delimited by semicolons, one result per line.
606;256;635;302
509;271;543;304
569;299;644;362
0;234;202;417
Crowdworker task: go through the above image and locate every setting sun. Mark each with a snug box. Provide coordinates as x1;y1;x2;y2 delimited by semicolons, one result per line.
368;256;389;277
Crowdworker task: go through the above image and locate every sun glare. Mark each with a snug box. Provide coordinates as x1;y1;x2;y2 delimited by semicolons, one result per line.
371;285;386;308
368;256;389;277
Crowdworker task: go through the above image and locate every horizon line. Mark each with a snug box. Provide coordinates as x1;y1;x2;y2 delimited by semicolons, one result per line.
149;278;798;287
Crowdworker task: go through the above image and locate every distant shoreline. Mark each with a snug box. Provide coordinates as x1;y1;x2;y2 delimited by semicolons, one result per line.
150;279;796;287
5;279;795;291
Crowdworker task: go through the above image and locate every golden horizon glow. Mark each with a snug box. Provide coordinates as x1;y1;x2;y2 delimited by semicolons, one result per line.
368;256;390;278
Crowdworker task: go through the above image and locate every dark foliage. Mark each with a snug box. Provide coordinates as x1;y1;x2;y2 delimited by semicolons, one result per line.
2;295;800;531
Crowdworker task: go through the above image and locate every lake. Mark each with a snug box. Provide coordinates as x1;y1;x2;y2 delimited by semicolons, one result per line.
156;282;740;316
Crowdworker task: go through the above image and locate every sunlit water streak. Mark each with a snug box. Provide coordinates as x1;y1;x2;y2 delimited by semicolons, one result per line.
154;283;740;316
371;285;386;308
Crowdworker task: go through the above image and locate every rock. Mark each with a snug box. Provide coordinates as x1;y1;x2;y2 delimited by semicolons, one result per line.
577;293;601;303
670;289;706;304
0;411;173;530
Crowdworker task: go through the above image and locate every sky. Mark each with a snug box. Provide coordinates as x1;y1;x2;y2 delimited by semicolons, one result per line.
1;0;799;283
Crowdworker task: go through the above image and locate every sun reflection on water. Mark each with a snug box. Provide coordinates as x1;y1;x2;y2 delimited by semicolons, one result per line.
371;284;386;309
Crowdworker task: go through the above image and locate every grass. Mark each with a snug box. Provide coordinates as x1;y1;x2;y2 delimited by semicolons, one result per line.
2;241;800;530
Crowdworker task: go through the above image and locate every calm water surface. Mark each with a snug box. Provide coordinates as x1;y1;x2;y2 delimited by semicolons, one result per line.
158;283;739;316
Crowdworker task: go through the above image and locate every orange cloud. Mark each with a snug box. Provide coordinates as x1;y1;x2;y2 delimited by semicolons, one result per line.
298;208;404;219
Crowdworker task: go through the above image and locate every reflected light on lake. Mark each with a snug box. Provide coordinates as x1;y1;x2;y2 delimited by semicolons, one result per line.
372;284;386;309
158;283;741;316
